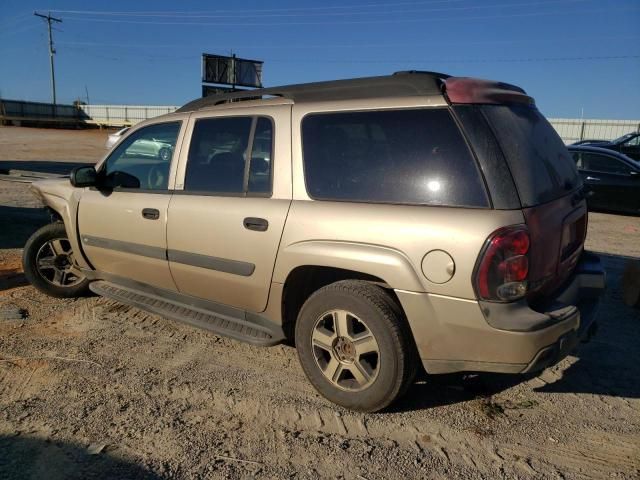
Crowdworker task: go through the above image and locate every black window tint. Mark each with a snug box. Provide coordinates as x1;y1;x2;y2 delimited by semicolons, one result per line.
301;108;488;207
583;153;629;174
481;104;581;207
103;122;181;190
248;117;273;194
185;117;253;193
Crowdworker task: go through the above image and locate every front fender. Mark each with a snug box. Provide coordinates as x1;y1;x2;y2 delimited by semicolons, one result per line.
273;240;425;292
29;179;91;269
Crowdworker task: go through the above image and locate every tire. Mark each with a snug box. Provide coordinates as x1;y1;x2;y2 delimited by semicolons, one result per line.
158;147;171;162
22;222;91;298
295;280;418;412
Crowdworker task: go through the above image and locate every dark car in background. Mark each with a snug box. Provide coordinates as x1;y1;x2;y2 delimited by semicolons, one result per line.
572;139;606;146
569;145;640;214
573;132;640;161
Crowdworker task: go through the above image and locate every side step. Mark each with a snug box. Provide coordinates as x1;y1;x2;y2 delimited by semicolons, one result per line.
89;280;283;346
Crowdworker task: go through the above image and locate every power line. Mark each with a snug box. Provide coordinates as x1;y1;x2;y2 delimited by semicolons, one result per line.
34;11;62;105
45;0;589;19
46;0;602;16
43;0;481;16
57;6;639;26
55;34;640;51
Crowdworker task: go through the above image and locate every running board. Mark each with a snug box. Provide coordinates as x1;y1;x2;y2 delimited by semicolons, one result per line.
89;280;283;346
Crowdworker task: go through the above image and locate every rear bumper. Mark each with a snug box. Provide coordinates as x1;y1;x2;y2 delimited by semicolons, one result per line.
397;252;605;374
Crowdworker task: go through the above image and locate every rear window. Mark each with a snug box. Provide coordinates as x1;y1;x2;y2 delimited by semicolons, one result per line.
481;104;581;207
301;108;489;207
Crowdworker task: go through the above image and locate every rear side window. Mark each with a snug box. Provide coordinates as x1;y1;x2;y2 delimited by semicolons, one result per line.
184;116;273;195
481;104;581;207
301;108;488;207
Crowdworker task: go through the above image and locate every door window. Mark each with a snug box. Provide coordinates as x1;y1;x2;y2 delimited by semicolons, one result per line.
103;122;181;190
583;153;629;174
184;116;273;195
623;135;640;147
571;152;584;168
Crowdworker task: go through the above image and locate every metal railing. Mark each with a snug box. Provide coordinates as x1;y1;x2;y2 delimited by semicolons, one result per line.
78;104;178;126
549;118;640;144
2;99;639;141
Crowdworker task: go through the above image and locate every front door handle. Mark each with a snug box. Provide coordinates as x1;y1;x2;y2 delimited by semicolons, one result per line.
586;176;600;182
142;208;160;220
243;217;268;232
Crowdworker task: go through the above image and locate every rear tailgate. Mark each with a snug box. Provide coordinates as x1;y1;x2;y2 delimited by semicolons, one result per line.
478;103;586;298
523;194;587;298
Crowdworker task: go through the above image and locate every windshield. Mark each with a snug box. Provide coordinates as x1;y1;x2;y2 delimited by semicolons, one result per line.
481;104;582;207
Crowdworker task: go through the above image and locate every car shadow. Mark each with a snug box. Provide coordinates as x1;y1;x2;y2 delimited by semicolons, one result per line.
0;206;49;249
0;160;92;177
390;252;640;413
0;434;162;479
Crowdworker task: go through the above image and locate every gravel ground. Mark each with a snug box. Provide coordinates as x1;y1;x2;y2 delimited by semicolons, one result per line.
0;127;639;479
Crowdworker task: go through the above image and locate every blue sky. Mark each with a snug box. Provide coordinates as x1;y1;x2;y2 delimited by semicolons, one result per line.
1;0;638;119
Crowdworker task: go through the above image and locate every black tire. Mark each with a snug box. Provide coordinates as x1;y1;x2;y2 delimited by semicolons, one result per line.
295;280;418;412
158;147;171;162
22;222;91;298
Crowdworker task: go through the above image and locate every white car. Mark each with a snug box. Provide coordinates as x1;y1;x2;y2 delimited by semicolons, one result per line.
105;127;130;149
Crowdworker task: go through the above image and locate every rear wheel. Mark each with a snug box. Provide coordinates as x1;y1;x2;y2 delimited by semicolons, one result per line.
295;280;417;412
22;222;91;298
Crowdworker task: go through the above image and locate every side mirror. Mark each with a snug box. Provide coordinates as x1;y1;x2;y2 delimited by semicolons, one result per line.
70;166;97;187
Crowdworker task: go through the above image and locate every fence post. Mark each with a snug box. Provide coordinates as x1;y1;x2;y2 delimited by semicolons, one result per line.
125;106;129;124
106;106;109;125
579;121;586;141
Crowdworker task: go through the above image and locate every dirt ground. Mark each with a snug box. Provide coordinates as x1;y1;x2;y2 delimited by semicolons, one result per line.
0;127;639;479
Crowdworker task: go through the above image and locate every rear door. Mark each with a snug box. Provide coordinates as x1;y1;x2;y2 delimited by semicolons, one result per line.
78;119;187;290
166;104;292;312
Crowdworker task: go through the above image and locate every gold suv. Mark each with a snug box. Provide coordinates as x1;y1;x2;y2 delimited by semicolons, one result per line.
23;72;605;412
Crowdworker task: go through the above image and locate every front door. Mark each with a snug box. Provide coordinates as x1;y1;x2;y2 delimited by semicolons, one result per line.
78;120;186;290
166;105;292;312
580;151;640;212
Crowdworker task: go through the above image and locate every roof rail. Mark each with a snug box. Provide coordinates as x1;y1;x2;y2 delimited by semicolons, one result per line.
177;72;449;113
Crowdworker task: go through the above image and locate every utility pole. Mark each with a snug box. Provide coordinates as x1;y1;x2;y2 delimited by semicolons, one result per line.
34;11;62;105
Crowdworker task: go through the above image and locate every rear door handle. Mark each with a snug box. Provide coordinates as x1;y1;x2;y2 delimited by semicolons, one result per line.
142;208;160;220
586;176;600;182
243;217;268;232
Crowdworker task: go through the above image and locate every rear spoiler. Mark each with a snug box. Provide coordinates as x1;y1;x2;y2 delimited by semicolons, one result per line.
443;77;535;106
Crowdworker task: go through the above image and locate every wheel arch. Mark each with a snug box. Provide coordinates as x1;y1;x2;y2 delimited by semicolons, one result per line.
279;264;406;343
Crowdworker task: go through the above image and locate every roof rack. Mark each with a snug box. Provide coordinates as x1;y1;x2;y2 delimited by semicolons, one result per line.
177;71;448;112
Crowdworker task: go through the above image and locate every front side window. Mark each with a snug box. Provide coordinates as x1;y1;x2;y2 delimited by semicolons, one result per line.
583;153;629;174
301;108;488;207
103;122;181;190
184;116;273;195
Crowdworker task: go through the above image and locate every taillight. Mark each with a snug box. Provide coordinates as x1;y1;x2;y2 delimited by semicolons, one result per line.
474;226;530;302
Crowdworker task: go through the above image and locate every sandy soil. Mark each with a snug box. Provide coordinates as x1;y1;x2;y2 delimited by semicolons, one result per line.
0;126;109;163
0;127;639;479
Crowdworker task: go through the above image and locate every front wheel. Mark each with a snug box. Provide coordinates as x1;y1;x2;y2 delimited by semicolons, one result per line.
22;222;91;298
295;280;418;412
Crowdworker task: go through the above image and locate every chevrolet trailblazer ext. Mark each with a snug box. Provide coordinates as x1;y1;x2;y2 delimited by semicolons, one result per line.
23;72;605;412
